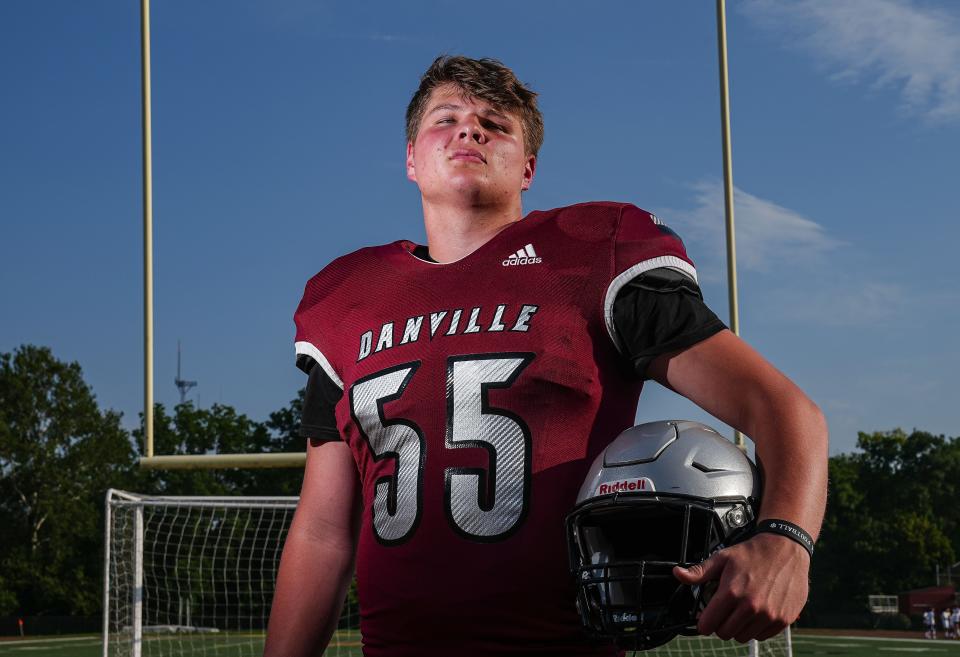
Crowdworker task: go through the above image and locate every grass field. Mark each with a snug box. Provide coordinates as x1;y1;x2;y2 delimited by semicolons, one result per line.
792;634;960;656
3;631;960;656
0;629;363;657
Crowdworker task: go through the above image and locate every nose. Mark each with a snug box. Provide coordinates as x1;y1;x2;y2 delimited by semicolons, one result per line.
458;115;487;144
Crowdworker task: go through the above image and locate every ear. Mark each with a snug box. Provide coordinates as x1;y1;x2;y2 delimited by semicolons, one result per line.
520;154;537;191
406;141;417;183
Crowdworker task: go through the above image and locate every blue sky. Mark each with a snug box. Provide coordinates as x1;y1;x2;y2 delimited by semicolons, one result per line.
2;0;958;456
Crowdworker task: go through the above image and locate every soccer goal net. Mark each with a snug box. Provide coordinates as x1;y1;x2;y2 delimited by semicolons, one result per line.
645;630;792;657
102;490;359;657
103;489;789;657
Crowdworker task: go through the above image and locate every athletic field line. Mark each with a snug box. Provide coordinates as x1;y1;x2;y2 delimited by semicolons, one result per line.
0;636;99;646
797;634;960;645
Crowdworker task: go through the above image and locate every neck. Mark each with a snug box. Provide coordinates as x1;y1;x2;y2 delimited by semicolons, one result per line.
421;197;523;263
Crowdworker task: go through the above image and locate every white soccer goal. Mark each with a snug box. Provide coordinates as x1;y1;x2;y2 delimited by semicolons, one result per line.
102;489;360;657
103;489;789;657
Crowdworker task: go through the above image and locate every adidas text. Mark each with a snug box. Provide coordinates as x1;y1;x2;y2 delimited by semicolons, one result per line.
502;256;542;266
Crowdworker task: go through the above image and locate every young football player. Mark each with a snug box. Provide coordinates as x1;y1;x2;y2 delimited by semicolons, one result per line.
264;55;828;657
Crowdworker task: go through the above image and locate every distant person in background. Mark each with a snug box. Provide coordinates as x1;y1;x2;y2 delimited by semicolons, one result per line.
944;607;955;639
952;608;960;639
924;608;936;639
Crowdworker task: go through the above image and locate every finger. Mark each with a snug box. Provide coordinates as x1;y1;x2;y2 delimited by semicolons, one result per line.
755;620;789;643
714;601;757;641
734;613;780;644
697;587;738;637
674;552;726;585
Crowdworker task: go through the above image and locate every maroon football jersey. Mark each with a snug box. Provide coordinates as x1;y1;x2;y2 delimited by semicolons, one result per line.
293;202;698;657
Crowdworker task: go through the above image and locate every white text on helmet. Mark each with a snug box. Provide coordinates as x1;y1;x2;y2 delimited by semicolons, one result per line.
596;477;655;496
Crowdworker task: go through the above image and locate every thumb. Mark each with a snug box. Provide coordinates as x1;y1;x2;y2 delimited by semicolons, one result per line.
673;554;725;585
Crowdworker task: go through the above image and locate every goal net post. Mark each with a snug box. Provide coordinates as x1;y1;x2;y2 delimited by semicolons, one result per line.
103;489;788;657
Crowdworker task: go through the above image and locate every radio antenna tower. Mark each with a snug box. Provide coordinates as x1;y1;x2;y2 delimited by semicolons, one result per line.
174;340;197;404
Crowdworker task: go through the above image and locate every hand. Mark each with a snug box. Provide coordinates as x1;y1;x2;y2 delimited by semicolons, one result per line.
672;532;810;643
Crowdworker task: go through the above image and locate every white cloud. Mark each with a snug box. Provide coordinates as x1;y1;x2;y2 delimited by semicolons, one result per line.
663;179;842;274
661;180;943;329
771;282;907;327
741;0;960;123
750;273;960;328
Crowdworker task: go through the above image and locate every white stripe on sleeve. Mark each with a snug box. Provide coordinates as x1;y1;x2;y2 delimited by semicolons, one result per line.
602;256;699;354
294;341;344;389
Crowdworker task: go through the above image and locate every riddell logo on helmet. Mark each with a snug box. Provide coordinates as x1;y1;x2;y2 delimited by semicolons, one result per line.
596;478;655;496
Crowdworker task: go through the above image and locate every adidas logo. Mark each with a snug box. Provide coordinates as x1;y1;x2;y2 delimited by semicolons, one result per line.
502;243;542;266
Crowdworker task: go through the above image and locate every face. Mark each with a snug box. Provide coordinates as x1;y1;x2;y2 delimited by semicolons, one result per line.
406;84;536;206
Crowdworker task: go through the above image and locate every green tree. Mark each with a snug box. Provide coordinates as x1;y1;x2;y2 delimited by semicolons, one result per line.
135;402;268;495
264;386;306;454
134;393;307;497
257;387;309;496
808;429;959;617
0;345;136;615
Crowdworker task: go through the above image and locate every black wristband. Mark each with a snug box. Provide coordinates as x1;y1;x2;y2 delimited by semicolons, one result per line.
755;519;814;558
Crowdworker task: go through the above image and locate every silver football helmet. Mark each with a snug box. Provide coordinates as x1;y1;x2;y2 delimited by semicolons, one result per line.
566;421;760;651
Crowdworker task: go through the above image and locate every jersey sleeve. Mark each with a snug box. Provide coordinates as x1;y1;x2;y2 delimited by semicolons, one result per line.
299;360;343;440
293;272;344;389
293;272;345;440
604;204;697;352
611;268;726;379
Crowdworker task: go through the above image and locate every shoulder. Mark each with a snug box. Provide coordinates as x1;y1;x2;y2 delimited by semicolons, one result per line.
534;200;656;223
530;200;663;241
300;242;399;302
294;242;399;378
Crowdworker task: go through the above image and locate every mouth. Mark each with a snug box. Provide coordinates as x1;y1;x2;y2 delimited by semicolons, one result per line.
451;149;486;163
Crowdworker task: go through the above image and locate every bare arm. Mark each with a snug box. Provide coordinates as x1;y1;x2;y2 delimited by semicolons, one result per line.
263;439;362;657
648;329;828;642
649;328;828;536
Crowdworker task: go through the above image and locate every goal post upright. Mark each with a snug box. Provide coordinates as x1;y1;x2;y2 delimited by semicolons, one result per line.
715;0;745;451
140;0;155;460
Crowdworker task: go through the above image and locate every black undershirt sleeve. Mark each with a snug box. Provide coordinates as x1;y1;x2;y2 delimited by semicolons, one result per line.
612;267;727;380
298;359;343;441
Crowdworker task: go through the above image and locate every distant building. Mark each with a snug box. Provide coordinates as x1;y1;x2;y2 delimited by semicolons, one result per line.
899;586;957;616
